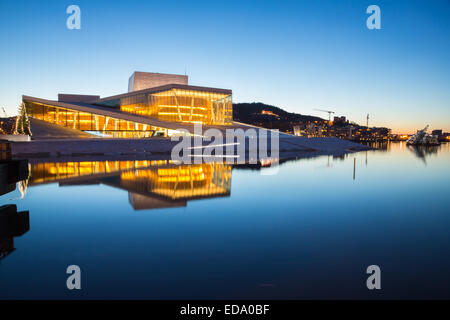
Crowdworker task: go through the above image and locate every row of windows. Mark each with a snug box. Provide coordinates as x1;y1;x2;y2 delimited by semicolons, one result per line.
25;102;168;137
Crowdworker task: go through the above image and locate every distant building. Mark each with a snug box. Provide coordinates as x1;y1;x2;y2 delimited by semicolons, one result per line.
306;123;323;137
261;110;279;117
293;125;302;136
444;133;450;141
0;117;18;135
333;116;346;124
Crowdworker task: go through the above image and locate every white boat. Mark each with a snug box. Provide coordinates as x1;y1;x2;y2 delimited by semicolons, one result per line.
407;125;440;146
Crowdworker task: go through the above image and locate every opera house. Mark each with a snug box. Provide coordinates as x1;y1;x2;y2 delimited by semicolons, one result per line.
23;72;233;138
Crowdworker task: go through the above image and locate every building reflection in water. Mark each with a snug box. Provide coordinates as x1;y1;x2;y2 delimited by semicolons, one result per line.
0;152;30;261
0;205;30;262
28;160;232;210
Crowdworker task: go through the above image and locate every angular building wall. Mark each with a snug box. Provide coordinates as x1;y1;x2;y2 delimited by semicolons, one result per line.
24;100;169;138
128;72;188;92
118;87;233;125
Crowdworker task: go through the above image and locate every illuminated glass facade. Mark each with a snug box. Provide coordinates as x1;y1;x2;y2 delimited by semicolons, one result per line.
24;101;169;138
98;87;233;126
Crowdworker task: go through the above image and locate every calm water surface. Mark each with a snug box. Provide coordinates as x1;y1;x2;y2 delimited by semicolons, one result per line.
1;142;449;299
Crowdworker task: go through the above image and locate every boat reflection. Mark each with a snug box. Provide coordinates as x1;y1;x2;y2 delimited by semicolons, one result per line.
407;145;440;165
28;160;232;211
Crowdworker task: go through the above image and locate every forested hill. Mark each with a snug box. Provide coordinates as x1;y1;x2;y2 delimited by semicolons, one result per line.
232;102;323;132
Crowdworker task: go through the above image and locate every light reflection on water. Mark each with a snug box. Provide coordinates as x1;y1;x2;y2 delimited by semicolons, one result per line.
27;161;232;210
0;142;449;299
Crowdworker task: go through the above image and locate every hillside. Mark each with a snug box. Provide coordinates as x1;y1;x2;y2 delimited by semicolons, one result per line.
233;102;323;133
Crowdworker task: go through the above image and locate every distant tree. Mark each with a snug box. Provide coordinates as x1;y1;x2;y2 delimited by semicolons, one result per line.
17;102;32;136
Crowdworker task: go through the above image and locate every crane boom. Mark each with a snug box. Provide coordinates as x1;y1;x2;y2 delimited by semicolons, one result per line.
313;108;335;122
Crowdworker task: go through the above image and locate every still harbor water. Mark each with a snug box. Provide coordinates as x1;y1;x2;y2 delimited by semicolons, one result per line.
1;142;449;299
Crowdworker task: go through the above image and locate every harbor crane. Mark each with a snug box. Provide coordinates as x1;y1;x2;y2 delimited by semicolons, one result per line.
314;108;335;122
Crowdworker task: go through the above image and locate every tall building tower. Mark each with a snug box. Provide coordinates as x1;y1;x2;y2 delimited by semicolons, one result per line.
128;72;189;92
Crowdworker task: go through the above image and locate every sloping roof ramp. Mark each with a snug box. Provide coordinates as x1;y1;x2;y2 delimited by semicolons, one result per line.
58;94;100;103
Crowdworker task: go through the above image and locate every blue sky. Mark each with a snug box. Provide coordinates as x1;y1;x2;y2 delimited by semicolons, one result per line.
0;0;449;133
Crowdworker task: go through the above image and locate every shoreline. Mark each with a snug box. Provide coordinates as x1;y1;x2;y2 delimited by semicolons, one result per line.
9;135;370;161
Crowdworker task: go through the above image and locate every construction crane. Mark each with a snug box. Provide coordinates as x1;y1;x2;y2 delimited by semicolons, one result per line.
314;108;335;122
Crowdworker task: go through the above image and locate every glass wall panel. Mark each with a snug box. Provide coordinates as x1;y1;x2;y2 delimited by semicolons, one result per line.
56;108;67;127
44;106;55;123
79;112;92;131
32;103;44;120
66;110;76;129
96;116;106;131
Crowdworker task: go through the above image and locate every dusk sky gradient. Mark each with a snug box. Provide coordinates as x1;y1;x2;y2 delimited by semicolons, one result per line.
0;0;449;133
